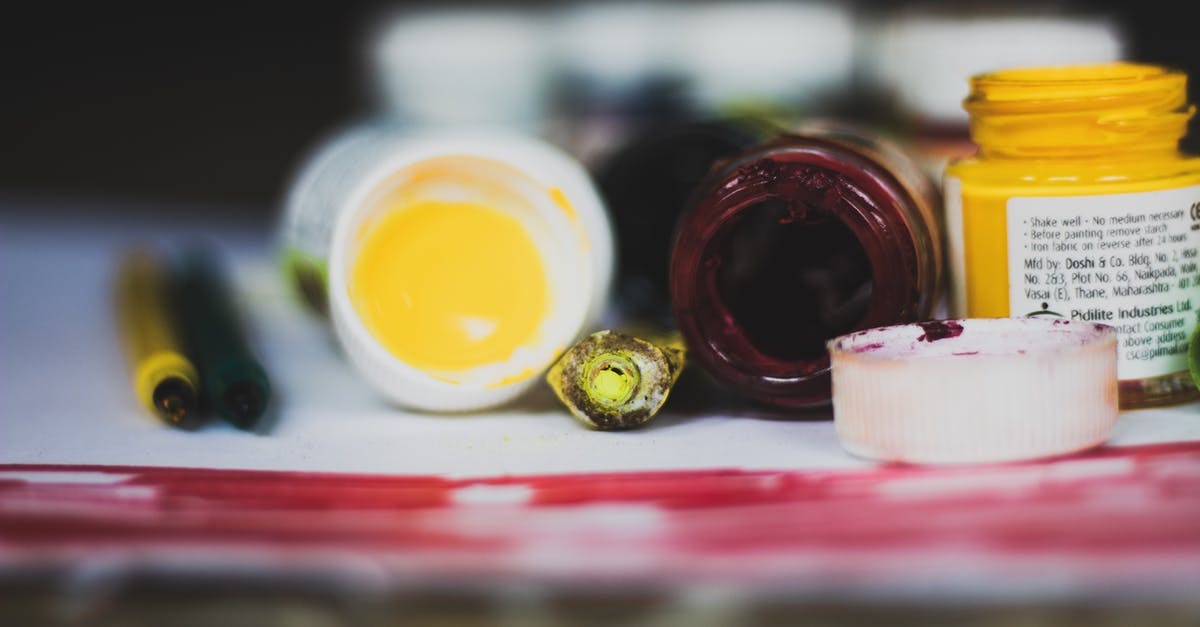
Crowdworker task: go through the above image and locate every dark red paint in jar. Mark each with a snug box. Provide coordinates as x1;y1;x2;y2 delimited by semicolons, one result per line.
669;123;944;407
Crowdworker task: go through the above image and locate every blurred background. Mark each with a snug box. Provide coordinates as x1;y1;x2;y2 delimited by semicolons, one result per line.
3;4;1199;622
2;0;1196;219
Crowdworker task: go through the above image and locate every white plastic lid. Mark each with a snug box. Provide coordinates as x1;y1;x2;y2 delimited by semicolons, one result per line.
866;10;1125;125
829;318;1118;464
367;8;552;129
327;130;613;412
674;1;856;109
552;1;683;94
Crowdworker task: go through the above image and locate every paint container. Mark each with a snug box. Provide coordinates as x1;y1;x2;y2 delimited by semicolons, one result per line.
670;121;942;407
280;127;613;411
597;118;773;325
829;318;1119;464
673;1;855;121
946;63;1200;408
366;7;551;132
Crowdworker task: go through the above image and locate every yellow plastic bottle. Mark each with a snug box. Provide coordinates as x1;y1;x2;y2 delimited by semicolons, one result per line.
946;63;1200;408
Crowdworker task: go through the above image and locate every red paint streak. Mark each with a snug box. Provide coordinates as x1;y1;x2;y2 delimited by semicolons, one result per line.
1;442;1199;589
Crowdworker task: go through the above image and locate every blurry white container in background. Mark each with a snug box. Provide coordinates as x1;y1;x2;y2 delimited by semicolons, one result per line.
862;7;1126;178
547;1;690;167
361;1;861;166
366;7;553;132
674;1;856;120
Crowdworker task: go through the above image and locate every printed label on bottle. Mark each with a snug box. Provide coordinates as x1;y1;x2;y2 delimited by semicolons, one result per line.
1007;185;1200;379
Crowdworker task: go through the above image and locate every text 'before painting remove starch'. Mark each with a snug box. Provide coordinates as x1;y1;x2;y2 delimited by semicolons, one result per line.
1004;186;1200;380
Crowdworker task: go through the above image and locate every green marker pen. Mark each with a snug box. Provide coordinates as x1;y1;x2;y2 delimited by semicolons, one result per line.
175;248;271;429
546;329;686;431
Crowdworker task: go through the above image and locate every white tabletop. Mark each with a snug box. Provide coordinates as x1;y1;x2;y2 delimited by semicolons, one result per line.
3;200;1198;477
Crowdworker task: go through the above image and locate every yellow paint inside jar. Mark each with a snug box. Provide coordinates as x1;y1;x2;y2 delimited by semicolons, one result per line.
350;200;551;375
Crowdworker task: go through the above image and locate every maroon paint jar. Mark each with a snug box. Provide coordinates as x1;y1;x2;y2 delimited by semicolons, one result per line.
669;123;943;407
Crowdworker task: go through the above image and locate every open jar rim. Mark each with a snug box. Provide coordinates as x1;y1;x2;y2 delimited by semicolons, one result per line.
965;63;1189;115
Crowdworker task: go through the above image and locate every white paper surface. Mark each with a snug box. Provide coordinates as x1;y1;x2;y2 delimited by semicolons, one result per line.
3;203;1198;477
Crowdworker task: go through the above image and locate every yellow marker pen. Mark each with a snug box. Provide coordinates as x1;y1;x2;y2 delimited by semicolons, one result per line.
114;249;204;429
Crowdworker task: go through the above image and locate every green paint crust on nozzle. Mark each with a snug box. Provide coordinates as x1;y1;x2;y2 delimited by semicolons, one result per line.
546;330;686;431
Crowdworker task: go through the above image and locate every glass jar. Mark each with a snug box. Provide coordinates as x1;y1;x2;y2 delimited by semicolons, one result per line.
945;63;1200;408
670;122;943;407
